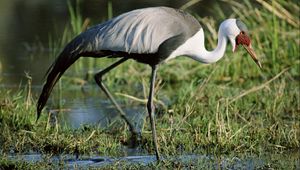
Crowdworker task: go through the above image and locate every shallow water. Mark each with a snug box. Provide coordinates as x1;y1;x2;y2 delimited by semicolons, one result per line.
41;85;148;132
4;154;247;169
7;153;299;169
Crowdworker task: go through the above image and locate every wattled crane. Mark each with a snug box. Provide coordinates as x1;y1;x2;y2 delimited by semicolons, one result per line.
37;7;262;160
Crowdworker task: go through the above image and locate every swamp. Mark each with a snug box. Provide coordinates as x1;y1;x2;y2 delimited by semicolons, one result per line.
0;0;299;169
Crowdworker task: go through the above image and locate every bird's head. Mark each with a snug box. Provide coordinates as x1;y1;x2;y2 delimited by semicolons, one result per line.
221;19;262;69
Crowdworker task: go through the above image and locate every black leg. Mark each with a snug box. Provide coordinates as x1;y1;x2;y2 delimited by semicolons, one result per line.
94;58;140;142
147;65;160;160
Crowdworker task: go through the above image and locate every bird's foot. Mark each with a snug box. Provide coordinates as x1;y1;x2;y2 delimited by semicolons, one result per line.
121;131;142;148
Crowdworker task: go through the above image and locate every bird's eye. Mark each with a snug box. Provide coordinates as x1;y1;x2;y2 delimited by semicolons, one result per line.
241;31;245;35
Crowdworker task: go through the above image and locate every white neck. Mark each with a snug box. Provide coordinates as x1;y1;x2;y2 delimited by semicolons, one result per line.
168;27;228;64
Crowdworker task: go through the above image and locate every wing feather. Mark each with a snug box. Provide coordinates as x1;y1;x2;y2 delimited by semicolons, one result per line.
83;7;201;54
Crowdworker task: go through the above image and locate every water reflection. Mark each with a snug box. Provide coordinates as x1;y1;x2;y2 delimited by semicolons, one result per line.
48;86;147;130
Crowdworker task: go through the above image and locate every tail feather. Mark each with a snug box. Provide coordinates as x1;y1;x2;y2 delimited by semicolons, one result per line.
36;36;85;120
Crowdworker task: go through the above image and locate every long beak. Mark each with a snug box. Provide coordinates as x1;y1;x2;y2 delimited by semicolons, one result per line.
242;44;262;69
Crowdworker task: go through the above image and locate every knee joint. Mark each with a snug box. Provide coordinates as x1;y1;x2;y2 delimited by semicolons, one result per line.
94;73;103;83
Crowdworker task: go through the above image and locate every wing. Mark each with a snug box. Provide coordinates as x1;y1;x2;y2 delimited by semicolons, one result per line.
82;7;201;55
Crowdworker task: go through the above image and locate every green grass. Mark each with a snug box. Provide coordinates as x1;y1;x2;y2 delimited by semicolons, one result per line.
0;0;299;169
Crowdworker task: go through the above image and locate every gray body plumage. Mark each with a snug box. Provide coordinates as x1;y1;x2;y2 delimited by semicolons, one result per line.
79;7;201;63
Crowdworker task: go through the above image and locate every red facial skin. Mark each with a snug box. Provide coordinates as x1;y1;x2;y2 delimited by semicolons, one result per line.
234;31;262;69
235;31;251;51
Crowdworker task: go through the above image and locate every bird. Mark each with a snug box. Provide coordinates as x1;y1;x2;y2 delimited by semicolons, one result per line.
37;6;262;161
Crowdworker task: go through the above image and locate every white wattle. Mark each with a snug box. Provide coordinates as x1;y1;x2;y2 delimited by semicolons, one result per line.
167;26;228;64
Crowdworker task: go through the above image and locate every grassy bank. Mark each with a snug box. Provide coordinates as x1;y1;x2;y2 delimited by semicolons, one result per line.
0;0;299;169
